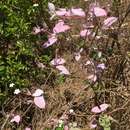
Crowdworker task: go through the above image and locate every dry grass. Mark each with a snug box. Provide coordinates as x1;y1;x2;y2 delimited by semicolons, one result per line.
1;0;130;130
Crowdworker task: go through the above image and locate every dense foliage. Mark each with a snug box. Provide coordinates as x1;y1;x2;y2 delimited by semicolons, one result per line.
0;0;52;102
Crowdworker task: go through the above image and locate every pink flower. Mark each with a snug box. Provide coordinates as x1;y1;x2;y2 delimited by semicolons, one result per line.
103;17;118;28
85;60;91;65
43;34;57;48
56;8;85;17
93;7;107;17
56;65;70;75
97;63;106;69
32;89;44;97
56;8;70;16
10;115;21;124
99;103;109;111
71;8;85;17
64;125;69;130
91;106;102;113
32;26;42;35
50;58;66;66
25;127;31;130
91;103;109;113
53;20;70;34
34;96;46;109
89;2;100;12
80;29;91;37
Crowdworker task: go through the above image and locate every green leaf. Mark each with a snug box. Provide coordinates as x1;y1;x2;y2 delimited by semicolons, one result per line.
99;115;111;130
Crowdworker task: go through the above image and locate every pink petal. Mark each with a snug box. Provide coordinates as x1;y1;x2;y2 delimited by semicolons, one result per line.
50;58;66;66
56;8;71;17
43;34;57;48
100;103;109;112
25;127;31;130
65;10;72;17
32;89;44;97
71;8;85;17
64;125;69;130
89;2;100;12
53;20;70;34
56;8;68;16
10;115;21;124
32;26;41;35
97;63;106;69
80;29;91;37
91;106;101;113
85;60;91;65
34;96;46;109
56;65;70;75
93;7;107;17
103;17;118;27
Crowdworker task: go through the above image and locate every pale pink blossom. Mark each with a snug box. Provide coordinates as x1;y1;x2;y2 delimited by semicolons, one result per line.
53;20;70;34
56;8;85;17
32;89;44;97
100;103;109;112
32;26;41;35
91;103;109;113
103;17;118;28
80;29;91;37
34;96;46;109
89;2;100;12
91;106;102;113
93;7;107;17
50;58;65;66
56;8;70;16
10;115;21;124
85;60;91;65
71;8;85;17
64;125;69;130
56;65;70;75
97;63;106;69
43;34;57;48
25;127;31;130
